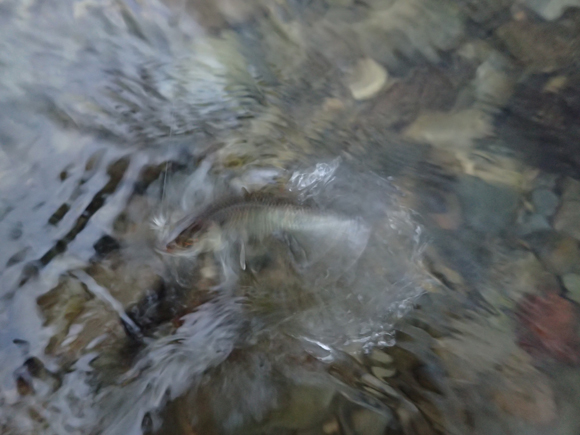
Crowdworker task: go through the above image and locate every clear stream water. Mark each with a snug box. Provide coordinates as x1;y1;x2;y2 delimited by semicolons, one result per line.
1;0;580;434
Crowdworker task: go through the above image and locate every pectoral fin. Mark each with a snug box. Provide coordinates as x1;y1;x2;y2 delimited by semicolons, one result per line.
239;241;246;270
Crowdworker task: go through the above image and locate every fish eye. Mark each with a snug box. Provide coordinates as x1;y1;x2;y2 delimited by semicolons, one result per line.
165;241;177;252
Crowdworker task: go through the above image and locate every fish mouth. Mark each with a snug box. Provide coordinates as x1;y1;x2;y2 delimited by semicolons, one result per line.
154;239;181;256
156;240;204;258
154;244;174;256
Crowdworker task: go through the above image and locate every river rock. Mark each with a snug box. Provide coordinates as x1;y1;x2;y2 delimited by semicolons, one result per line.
355;0;463;70
346;57;388;100
496;19;579;72
516;293;580;364
456;151;536;191
456;0;512;23
488;251;557;309
371;366;396;379
404;109;493;150
562;177;580;202
493;351;557;424
563;273;580;303
321;418;340;434
455;175;519;234
361;66;459;131
517;213;551;235
327;0;355;6
523;0;580;20
532;189;559;216
526;232;580;275
36;274;125;361
473;53;515;110
554;200;580;240
266;384;336;431
436;315;518;383
351;409;391;435
369;349;394;364
532;173;558;191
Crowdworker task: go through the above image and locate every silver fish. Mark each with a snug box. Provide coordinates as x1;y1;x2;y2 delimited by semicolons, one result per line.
160;197;371;278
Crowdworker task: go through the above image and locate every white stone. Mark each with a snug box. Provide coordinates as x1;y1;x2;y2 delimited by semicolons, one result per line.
347;58;388;101
371;366;396;379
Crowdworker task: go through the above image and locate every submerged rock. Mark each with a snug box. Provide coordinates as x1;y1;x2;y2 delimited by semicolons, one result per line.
523;0;580;21
435;315;518;383
356;0;464;69
350;408;391;435
493;351;557;424
455;151;536;191
455;175;519;234
522;232;580;275
562;177;580;202
517;213;551;236
532;188;559;216
403;109;494;151
562;273;580;303
496;19;580;72
36;275;123;360
554;200;580;240
472;53;515;110
486;250;558;308
516;293;580;364
346;57;389;100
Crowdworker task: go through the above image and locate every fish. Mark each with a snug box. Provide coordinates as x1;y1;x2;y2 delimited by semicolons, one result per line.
159;196;371;278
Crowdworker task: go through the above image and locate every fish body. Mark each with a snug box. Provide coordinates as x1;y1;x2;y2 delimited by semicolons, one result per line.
162;197;369;256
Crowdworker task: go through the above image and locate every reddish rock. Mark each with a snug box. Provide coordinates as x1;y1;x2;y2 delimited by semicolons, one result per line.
516;293;580;364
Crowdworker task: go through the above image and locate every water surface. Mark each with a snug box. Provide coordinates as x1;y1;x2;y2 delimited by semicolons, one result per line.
1;0;580;434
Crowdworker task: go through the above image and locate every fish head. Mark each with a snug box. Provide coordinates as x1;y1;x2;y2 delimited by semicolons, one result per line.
159;218;206;256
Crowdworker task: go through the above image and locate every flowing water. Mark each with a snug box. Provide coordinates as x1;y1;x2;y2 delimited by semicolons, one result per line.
1;0;580;434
